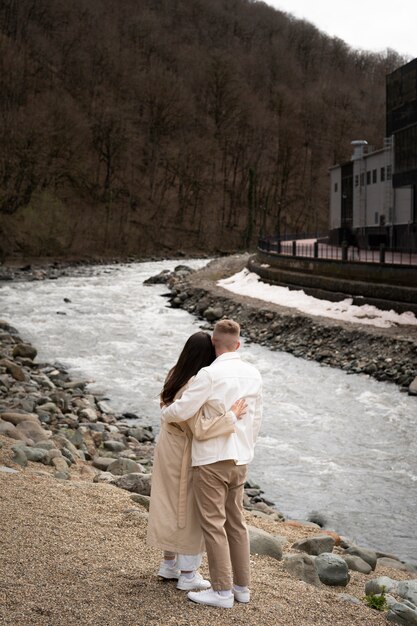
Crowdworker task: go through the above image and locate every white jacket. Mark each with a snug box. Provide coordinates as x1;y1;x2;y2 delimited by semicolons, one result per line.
161;352;263;466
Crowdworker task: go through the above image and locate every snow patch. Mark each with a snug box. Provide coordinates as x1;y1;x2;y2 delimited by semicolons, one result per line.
218;269;417;328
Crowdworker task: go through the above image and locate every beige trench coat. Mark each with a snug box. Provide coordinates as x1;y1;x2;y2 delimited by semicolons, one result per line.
147;390;236;554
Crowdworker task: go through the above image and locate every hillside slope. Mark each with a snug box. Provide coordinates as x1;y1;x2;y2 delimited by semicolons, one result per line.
0;0;406;258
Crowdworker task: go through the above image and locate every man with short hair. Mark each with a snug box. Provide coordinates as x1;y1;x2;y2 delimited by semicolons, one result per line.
161;319;263;608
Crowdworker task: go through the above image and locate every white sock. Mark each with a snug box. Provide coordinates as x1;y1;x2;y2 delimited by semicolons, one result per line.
181;571;194;579
217;589;232;597
164;559;176;567
234;584;249;592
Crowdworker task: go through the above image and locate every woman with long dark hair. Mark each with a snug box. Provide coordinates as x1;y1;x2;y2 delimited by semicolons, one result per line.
147;331;245;591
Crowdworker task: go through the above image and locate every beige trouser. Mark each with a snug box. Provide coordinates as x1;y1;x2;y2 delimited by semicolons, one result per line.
192;460;250;591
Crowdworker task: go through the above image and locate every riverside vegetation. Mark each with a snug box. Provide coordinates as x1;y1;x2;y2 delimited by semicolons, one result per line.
1;268;417;624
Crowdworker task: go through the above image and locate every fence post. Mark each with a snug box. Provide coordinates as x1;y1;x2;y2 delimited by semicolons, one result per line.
292;240;297;256
379;243;385;264
342;241;348;261
314;241;318;258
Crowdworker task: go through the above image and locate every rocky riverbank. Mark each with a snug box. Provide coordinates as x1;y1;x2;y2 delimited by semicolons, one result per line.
147;255;417;394
1;281;417;623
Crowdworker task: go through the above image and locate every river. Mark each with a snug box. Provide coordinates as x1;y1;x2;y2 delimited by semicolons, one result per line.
1;259;416;564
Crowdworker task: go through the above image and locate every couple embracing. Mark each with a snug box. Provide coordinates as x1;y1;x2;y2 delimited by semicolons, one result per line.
147;319;263;609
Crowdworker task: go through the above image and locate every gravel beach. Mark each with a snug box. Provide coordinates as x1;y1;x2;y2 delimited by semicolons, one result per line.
1;435;411;626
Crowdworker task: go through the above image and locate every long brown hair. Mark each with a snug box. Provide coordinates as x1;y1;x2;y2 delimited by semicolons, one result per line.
161;331;215;404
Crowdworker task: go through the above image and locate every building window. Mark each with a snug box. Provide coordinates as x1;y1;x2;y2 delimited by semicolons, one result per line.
334;182;338;192
381;166;385;182
372;169;377;183
375;211;379;224
355;174;359;187
360;173;364;186
366;171;371;185
387;165;392;180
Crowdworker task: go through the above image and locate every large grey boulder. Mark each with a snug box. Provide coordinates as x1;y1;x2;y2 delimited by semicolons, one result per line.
47;449;64;463
292;534;335;556
22;446;49;463
130;494;151;510
93;457;115;471
97;400;114;415
79;407;98;422
127;426;154;443
144;269;172;285
0;358;27;381
35;440;57;451
337;594;361;605
93;471;115;484
52;434;80;459
344;546;377;570
397;580;417;606
365;576;398;596
16;420;50;443
11;446;28;467
203;306;223;322
386;602;417;625
315;553;350;587
107;458;144;476
10;443;48;464
51;455;70;472
113;472;152;495
343;555;372;574
12;343;37;360
378;557;411;572
103;440;125;453
1;412;39;425
0;419;20;439
35;402;59;415
248;526;284;560
283;553;321;587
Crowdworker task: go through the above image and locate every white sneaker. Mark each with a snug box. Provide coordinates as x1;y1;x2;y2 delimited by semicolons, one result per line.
157;561;180;579
176;571;211;591
233;585;250;603
187;588;234;608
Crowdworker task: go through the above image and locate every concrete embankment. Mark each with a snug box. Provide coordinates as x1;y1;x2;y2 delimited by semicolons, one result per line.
150;255;417;394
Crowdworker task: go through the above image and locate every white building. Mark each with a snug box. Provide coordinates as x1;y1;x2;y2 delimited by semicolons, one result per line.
329;57;417;250
329;139;415;248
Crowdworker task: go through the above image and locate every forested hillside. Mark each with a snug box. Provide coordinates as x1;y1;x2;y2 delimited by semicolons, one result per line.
0;0;406;258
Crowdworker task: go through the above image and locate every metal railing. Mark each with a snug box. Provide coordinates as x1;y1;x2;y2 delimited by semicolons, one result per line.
258;237;417;266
